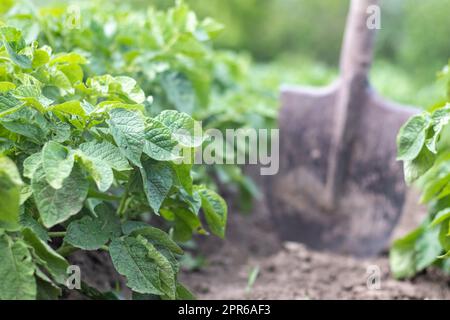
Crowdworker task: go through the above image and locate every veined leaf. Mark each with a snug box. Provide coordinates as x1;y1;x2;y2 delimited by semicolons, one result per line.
403;147;435;185
390;228;421;279
22;228;68;284
397;114;430;161
19;209;49;242
143;118;180;161
430;208;450;228
108;108;145;167
109;235;176;298
23;152;42;180
50;52;87;65
75;150;114;192
176;282;196;300
0;156;23;224
171;162;193;195
49;100;87;118
0;234;36;300
42;141;75;189
79;140;131;171
128;225;183;255
140;159;173;213
155;110;204;147
0;27;32;69
32;164;88;228
0;92;22;117
196;186;227;238
65;203;121;250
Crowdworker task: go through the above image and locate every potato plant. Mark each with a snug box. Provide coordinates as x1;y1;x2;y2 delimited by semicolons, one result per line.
391;61;450;278
3;0;273;207
0;24;227;299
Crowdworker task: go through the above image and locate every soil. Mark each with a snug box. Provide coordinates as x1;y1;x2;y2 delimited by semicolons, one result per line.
67;181;450;300
180;191;450;300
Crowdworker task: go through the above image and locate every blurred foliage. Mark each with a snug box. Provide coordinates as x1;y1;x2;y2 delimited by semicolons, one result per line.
37;0;450;108
390;61;450;279
5;0;276;209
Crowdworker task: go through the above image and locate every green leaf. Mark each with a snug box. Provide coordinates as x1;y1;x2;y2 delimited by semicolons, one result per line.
59;63;84;85
0;81;16;92
108;108;145;167
114;76;146;104
427;107;450;153
32;164;88;228
196;186;227;238
0;92;22;117
35;270;62;300
390;228;421;279
430;208;450;228
109;235;176;298
0;234;36;299
19;209;49;242
32;48;50;68
178;188;201;213
42;141;75;189
88;75;145;104
155;110;204;147
121;220;149;235
0;156;23;224
439;220;450;251
0;27;32;69
49;100;87;118
160;71;196;114
176;282;196;300
403;147;435;185
50;52;87;65
143;118;180;161
397;114;430;161
20;184;34;205
171;162;193;194
414;225;442;270
390;223;442;279
23;152;42;179
49;70;73;95
171;207;205;242
79;140;131;171
140;159;173;213
128;225;183;255
65;203;121;250
75;150;114;192
22;228;69;284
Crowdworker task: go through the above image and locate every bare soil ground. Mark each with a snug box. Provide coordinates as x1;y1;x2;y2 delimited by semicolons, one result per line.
67;185;450;300
181;194;450;300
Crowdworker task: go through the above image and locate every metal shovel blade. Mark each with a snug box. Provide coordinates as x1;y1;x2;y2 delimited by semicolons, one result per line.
266;84;415;257
264;0;418;257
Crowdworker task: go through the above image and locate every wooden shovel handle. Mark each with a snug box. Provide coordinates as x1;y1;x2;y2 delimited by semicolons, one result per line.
339;0;378;80
324;0;379;210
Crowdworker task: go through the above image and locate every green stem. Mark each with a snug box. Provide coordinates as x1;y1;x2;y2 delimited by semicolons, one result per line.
57;245;78;257
117;179;132;217
99;245;109;252
48;231;66;238
88;189;121;201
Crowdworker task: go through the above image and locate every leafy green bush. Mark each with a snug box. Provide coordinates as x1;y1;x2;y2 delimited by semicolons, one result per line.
390;61;450;278
3;0;273;207
0;23;227;299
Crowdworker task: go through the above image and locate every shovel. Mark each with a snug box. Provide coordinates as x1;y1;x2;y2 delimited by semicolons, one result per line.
265;0;418;257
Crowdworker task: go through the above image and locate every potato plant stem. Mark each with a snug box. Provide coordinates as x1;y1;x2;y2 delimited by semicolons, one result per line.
48;231;66;238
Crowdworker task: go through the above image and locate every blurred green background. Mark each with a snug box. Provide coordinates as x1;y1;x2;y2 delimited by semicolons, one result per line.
41;0;450;107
